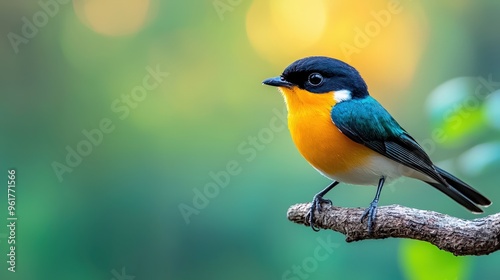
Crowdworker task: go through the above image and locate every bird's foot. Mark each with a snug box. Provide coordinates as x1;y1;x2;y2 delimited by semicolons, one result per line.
360;200;379;234
306;195;332;232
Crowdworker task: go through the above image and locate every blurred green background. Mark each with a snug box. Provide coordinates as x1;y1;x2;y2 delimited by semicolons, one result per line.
1;0;500;279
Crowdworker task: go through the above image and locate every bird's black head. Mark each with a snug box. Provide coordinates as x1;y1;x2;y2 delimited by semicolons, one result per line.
263;56;369;98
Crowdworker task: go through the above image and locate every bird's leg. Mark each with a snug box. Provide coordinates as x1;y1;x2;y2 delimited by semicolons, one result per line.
307;181;339;232
361;177;385;234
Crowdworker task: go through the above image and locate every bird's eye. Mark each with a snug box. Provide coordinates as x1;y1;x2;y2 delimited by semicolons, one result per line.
308;73;323;86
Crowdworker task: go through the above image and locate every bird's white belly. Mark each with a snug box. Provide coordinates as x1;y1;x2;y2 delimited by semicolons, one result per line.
317;153;433;186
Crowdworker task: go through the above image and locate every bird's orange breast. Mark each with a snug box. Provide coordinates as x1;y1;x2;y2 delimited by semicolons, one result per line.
280;86;375;177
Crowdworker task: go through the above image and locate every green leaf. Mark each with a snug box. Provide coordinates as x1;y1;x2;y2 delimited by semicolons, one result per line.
484;90;500;130
399;239;471;280
426;77;488;145
457;142;500;177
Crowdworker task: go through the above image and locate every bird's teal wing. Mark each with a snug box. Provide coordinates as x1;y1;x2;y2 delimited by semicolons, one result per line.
330;96;442;183
331;96;488;212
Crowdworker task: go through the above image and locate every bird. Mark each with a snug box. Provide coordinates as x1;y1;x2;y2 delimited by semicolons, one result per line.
262;56;491;232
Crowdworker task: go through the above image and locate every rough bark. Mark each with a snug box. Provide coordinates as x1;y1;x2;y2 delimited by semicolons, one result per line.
287;203;500;256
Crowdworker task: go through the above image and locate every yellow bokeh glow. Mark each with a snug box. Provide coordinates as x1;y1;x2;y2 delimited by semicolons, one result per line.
74;0;151;36
247;0;327;63
247;0;429;102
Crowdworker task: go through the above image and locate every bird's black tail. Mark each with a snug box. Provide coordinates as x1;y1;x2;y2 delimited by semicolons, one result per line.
426;166;491;213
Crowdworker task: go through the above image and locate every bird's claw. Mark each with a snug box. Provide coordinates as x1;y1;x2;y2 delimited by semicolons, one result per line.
306;195;332;232
360;201;378;234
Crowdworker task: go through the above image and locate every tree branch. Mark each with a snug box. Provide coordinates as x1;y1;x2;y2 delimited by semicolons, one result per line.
287;203;500;256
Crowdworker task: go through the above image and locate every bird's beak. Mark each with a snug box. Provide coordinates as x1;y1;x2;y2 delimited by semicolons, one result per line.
262;76;294;89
